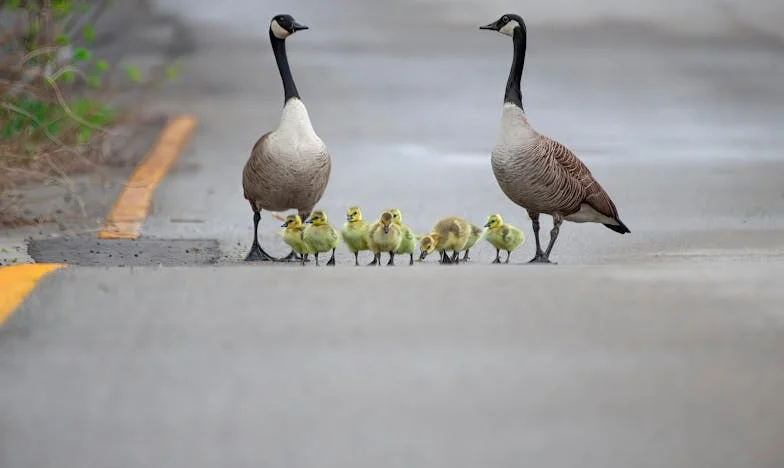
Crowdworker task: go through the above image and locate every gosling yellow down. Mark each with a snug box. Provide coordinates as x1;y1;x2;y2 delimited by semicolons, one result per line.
304;210;339;266
418;216;473;264
368;210;402;266
484;213;525;264
389;208;416;266
341;206;371;266
281;214;314;266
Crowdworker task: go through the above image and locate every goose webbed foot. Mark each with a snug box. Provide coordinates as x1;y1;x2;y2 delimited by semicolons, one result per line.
527;253;555;264
326;249;336;266
245;242;276;262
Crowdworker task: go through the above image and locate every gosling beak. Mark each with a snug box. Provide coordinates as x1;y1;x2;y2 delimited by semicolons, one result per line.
346;215;352;221
479;22;497;31
305;218;313;224
383;225;389;234
419;251;428;260
292;22;309;32
281;222;287;227
484;222;491;227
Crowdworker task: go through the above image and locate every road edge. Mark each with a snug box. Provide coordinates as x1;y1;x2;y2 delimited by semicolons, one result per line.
97;115;197;239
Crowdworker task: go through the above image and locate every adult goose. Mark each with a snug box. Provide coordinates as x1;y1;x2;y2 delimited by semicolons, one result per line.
480;14;629;264
242;14;331;262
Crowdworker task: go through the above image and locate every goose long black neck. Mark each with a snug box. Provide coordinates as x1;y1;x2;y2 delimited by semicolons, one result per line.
270;31;300;103
504;26;527;110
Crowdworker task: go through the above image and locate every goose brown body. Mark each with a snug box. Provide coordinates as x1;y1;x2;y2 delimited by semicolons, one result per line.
491;107;625;230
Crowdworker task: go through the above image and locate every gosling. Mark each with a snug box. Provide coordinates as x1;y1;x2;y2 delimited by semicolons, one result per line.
303;210;339;266
281;214;313;266
418;216;473;264
484;213;525;264
368;210;402;266
341;206;371;266
389;208;416;266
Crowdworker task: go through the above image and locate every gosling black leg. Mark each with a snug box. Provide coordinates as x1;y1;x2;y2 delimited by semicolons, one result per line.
354;252;359;266
300;252;306;266
245;211;276;262
409;253;414;266
386;251;395;266
505;250;512;264
452;250;460;264
462;249;470;262
492;248;501;264
327;248;336;266
440;251;452;264
368;252;379;266
314;252;320;267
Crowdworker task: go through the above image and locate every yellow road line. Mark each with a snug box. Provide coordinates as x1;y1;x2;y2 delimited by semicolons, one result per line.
97;115;198;239
0;264;65;325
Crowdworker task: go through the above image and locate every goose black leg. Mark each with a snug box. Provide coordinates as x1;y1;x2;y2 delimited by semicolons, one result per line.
245;211;276;262
386;251;395;266
327;248;336;266
526;213;550;264
492;248;501;264
409;253;414;266
541;217;561;264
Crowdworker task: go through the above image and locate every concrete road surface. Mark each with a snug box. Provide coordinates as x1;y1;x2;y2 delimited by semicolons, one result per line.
2;0;784;466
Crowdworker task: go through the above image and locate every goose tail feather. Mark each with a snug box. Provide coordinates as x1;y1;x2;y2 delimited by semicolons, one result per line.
604;218;631;234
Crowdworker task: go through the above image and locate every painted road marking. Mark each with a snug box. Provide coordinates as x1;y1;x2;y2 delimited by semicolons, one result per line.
0;264;65;325
97;115;197;239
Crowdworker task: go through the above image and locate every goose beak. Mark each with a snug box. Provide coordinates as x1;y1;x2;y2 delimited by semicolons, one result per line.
292;22;309;32
383;225;389;234
479;22;497;31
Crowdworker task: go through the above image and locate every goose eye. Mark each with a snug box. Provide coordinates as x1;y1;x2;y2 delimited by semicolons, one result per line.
502;15;509;22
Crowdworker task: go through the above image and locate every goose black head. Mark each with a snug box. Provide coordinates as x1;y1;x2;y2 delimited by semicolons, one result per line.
270;14;309;40
479;14;525;37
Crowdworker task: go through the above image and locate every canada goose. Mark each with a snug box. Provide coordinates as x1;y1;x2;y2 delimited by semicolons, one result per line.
480;14;629;264
242;14;331;262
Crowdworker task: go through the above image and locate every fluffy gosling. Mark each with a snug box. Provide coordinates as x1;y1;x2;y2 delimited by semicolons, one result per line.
281;215;313;266
341;206;371;266
368;210;402;266
303;210;339;266
389;208;416;266
484;213;525;264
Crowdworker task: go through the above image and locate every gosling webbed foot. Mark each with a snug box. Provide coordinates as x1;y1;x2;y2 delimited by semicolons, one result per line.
409;253;414;266
462;249;470;263
314;253;320;267
279;250;302;263
245;242;276;262
326;249;336;266
439;251;452;264
386;252;395;266
354;252;359;266
505;251;512;264
368;253;379;266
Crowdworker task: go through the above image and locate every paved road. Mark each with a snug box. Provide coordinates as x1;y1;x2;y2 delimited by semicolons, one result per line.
2;0;784;466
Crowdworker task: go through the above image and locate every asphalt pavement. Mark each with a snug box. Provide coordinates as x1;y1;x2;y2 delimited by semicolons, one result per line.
2;0;784;466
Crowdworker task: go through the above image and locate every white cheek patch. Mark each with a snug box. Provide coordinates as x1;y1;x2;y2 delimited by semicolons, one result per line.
499;20;519;37
270;20;291;39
